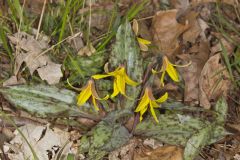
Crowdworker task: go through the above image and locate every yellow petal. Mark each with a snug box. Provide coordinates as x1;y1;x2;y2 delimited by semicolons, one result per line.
111;79;120;98
151;100;159;108
150;101;159;123
77;83;92;106
92;74;111;79
125;74;139;86
137;37;151;45
135;90;149;112
166;63;179;82
155;92;168;103
160;71;166;86
108;67;122;76
139;105;148;122
116;75;126;95
92;96;99;111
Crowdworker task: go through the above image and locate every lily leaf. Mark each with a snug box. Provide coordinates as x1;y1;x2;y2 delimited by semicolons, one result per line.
135;98;229;160
109;21;143;109
214;96;228;124
79;113;131;160
135;114;209;146
65;51;106;85
0;85;98;120
183;124;212;160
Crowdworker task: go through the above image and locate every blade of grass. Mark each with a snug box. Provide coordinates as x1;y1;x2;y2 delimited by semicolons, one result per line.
0;25;13;61
58;0;72;44
220;40;234;82
6;0;22;26
0;111;39;160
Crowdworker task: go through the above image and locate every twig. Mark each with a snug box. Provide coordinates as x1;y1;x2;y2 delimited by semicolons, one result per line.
36;0;47;40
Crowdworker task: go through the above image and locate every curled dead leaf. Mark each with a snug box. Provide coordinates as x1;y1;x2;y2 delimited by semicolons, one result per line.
151;9;189;57
179;41;210;103
199;53;231;109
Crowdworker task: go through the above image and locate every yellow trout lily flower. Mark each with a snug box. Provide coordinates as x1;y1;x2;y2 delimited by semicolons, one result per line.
77;79;109;111
135;87;168;123
92;66;139;98
153;56;191;86
132;19;151;51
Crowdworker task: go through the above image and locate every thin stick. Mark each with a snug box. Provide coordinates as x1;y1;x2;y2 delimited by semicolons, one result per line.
36;0;47;40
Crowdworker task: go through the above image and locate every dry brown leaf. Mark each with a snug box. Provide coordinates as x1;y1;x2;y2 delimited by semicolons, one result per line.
8;32;63;85
143;138;163;149
132;19;139;35
5;124;71;160
37;62;63;85
109;138;139;160
179;41;210;103
3;76;26;87
77;43;96;56
210;37;235;56
199;53;231;109
134;146;183;160
151;9;189;57
182;16;202;43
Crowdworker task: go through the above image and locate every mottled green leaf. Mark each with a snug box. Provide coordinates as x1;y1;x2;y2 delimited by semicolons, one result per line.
0;85;97;120
109;21;143;109
135;114;208;146
79;113;131;160
135;100;229;160
214;97;228;124
184;125;212;160
65;51;106;85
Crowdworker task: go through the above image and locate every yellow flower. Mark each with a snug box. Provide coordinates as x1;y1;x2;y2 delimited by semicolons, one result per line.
132;19;151;51
92;66;139;98
135;87;168;123
77;79;109;111
153;56;191;86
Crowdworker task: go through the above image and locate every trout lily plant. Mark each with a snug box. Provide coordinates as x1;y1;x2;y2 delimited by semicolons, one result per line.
77;55;187;122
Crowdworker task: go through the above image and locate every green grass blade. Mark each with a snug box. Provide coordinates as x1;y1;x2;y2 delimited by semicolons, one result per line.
220;40;234;82
0;25;13;61
58;0;72;43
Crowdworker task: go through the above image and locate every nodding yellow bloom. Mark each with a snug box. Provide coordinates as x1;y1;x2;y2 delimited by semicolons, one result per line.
92;66;139;98
77;79;109;111
132;19;151;51
153;56;191;86
135;87;168;123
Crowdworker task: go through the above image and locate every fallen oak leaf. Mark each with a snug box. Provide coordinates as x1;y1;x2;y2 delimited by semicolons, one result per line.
8;32;63;85
199;53;231;109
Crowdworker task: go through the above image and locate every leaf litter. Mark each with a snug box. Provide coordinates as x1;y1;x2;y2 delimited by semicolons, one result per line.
7;32;63;85
0;0;240;160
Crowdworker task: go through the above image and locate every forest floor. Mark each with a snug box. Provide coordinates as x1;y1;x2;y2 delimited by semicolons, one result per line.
0;0;240;160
